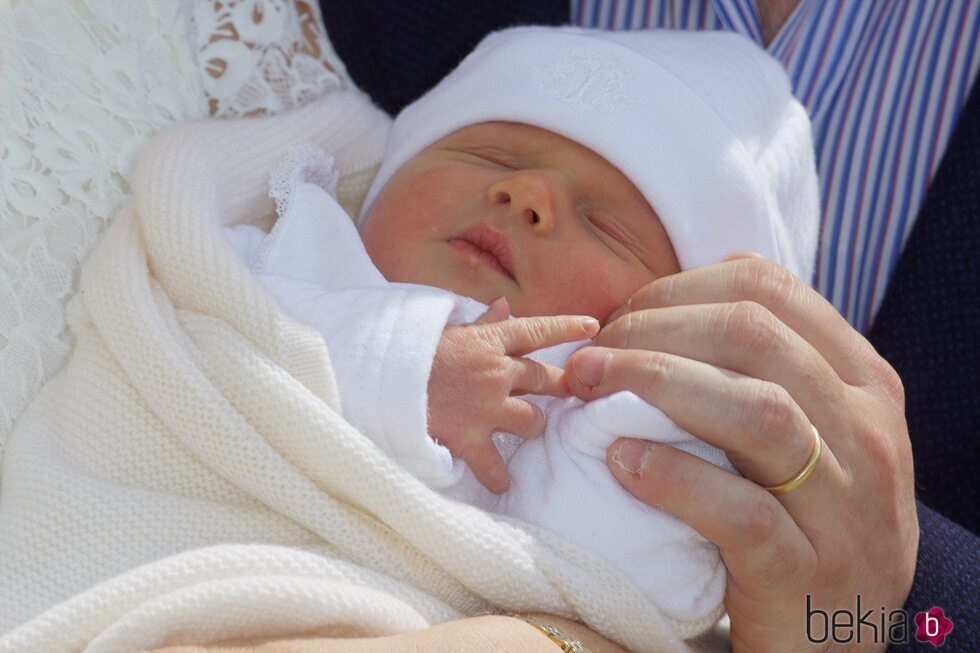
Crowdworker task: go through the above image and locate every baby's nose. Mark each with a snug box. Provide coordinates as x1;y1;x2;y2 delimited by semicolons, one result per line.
487;171;561;235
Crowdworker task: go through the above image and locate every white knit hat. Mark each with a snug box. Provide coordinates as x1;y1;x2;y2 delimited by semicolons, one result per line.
361;26;820;281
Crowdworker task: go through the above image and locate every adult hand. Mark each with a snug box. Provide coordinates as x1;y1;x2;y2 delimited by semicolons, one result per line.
565;256;919;652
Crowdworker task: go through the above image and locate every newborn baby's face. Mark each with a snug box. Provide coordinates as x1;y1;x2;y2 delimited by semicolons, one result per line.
361;122;679;321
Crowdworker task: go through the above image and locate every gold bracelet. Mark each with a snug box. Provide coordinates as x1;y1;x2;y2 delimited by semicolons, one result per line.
514;615;594;653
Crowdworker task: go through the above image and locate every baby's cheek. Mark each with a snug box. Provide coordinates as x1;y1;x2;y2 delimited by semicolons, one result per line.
362;225;417;283
361;227;393;271
536;256;632;318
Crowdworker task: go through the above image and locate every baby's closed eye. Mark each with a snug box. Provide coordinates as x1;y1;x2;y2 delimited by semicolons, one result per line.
584;210;644;261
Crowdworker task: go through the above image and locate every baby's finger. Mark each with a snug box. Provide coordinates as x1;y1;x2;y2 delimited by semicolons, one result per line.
496;398;546;438
509;357;570;397
473;296;510;325
491;315;599;356
458;436;511;494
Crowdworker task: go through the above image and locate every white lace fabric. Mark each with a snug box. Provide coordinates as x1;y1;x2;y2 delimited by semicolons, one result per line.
268;143;340;213
253;143;340;272
0;0;350;453
195;0;347;118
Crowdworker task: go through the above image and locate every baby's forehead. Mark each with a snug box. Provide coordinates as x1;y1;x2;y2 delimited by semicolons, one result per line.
450;121;538;137
433;121;616;168
435;121;550;149
415;120;651;209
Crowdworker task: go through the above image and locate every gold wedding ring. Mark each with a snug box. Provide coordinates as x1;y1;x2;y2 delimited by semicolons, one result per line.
763;424;823;495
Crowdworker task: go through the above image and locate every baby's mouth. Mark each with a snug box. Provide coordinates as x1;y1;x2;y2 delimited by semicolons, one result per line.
448;224;516;281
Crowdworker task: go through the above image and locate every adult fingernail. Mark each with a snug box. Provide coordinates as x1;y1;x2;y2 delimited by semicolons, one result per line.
611;439;653;476
573;348;610;388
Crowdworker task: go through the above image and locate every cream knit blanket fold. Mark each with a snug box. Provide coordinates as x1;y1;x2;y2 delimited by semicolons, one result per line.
0;89;721;653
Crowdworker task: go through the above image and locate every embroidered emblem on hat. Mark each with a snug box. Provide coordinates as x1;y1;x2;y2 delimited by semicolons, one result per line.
534;47;632;113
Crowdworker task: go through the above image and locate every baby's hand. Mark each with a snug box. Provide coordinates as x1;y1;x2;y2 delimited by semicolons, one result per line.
429;297;600;494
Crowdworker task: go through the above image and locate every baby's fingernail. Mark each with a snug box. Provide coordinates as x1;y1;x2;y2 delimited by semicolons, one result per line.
611;439;653;476
581;317;600;334
722;251;765;262
573;348;610;388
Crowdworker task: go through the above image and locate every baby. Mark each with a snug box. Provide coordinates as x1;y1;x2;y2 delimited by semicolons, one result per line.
227;26;819;625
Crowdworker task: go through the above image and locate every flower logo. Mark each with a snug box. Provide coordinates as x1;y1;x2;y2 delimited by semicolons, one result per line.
534;47;632;113
914;607;954;647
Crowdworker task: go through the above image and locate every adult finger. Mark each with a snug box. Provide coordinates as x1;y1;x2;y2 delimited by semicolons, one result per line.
609;258;877;386
606;437;817;595
496;397;547;439
594;303;852;454
566;346;846;535
488;315;599;356
565;346;843;486
508;357;569;397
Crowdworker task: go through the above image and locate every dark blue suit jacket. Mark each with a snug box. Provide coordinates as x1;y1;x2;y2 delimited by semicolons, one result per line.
317;2;980;649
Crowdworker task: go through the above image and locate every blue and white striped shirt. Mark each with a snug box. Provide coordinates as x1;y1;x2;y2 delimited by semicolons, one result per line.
573;0;980;333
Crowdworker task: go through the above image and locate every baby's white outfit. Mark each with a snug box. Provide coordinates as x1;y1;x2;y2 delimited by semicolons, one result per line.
226;148;735;623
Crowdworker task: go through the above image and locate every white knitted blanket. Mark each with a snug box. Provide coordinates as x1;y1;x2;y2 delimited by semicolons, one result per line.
0;90;723;653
